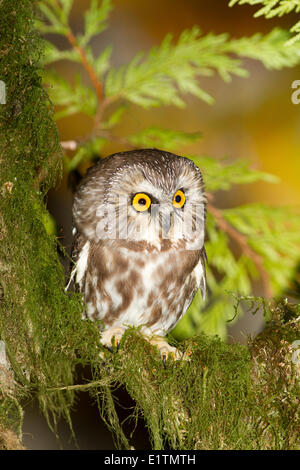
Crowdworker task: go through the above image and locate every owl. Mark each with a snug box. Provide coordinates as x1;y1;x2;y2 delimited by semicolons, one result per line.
70;149;206;360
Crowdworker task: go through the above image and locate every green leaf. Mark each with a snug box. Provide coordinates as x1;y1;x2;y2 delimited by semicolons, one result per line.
38;3;69;35
45;71;97;119
229;0;300;43
42;41;80;65
94;45;113;77
80;0;113;47
287;20;300;45
128;127;202;151
105;25;300;108
61;0;74;20
101;104;127;129
105;27;244;107
226;28;300;69
190;156;279;192
177;201;300;339
223;204;300;293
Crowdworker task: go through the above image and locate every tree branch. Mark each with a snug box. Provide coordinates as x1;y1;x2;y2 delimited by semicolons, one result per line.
207;199;272;297
66;30;103;103
65;29;110;131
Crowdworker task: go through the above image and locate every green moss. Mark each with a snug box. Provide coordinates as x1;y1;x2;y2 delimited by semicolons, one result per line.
0;0;101;438
61;314;298;450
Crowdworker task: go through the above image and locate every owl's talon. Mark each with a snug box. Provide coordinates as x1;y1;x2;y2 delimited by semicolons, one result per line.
148;336;183;363
162;354;167;368
101;327;125;351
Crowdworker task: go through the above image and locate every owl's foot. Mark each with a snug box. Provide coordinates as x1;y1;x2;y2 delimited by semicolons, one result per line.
149;337;183;366
101;327;125;351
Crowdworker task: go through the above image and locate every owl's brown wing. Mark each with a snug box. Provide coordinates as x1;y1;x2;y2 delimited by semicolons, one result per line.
199;246;207;301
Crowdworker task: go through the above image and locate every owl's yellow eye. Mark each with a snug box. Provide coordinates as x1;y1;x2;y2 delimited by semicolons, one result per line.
132;193;152;212
172;189;185;208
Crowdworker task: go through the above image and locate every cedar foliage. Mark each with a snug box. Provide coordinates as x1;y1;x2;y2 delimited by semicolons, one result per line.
229;0;300;45
0;0;299;450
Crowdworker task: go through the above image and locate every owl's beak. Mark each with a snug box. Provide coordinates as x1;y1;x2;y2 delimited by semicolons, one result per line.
159;209;174;238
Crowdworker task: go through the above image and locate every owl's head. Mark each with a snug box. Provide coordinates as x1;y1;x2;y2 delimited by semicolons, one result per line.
73;149;206;250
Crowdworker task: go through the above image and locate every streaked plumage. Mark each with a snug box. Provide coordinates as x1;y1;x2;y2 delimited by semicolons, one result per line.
70;149;206;355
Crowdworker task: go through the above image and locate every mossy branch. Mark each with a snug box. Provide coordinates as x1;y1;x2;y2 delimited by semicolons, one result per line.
46;307;300;450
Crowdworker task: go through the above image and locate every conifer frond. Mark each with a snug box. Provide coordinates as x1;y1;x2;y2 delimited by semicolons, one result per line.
224;204;300;292
79;0;113;47
229;0;300;43
128;127;202;151
45;71;97;119
105;26;300;107
176;204;300;339
191;156;279;191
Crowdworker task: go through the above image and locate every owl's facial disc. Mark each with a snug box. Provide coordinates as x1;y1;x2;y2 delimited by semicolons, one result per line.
130;192;183;240
73;150;206;250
